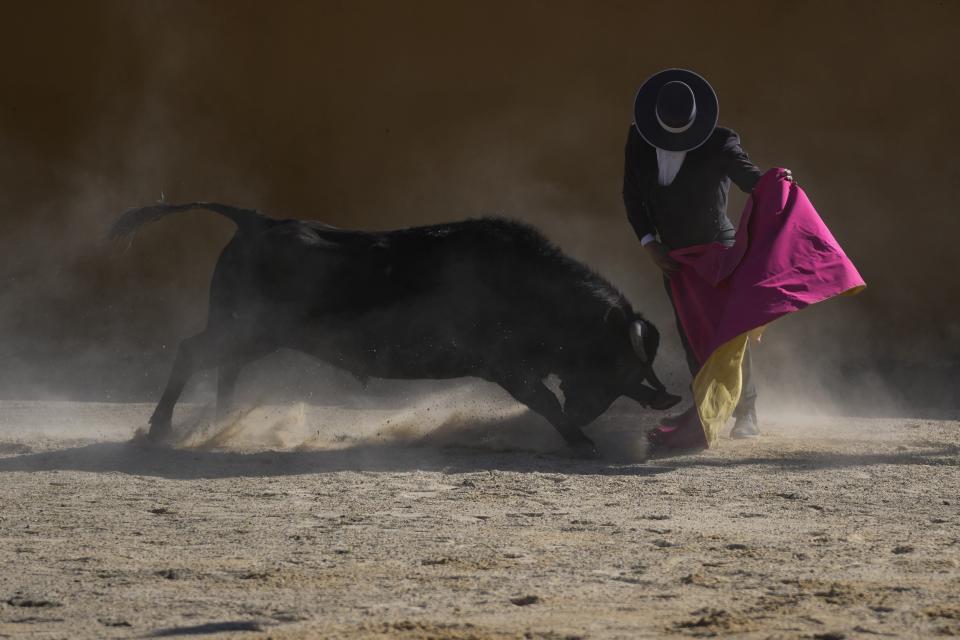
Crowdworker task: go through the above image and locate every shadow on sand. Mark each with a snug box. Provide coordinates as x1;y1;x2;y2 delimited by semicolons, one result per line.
0;439;678;479
0;407;670;479
0;435;956;481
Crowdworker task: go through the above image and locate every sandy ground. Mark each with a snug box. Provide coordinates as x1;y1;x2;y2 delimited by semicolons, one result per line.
0;387;958;639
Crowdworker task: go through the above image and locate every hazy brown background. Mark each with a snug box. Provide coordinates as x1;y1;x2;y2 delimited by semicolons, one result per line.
1;1;957;413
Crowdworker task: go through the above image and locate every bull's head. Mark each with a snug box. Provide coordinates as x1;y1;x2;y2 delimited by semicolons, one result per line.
607;308;681;411
554;306;681;428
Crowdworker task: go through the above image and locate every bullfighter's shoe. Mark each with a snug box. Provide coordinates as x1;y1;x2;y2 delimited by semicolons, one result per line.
648;409;707;452
730;413;760;439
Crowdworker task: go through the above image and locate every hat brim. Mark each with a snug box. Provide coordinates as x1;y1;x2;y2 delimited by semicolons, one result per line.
633;69;718;152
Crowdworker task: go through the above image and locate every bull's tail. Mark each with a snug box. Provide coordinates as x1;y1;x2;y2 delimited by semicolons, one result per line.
108;201;269;241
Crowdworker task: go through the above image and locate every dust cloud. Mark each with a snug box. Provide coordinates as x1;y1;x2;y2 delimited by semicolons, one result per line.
0;1;957;424
129;380;650;463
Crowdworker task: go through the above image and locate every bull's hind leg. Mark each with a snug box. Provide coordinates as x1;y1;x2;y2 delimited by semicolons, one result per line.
215;346;272;420
148;329;242;441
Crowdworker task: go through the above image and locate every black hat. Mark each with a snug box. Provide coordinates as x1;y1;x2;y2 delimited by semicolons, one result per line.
633;69;718;152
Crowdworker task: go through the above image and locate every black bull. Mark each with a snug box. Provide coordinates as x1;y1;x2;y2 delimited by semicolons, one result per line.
110;203;681;453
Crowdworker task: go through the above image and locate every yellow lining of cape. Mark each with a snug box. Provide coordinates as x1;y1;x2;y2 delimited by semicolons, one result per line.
692;285;866;445
692;330;756;444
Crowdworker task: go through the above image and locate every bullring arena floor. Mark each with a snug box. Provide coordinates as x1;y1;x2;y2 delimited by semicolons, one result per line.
0;389;957;639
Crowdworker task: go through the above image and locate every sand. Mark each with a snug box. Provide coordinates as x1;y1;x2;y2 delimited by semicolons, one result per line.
0;390;958;639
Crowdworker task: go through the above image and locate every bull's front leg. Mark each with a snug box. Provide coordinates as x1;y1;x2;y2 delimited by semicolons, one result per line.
498;375;598;457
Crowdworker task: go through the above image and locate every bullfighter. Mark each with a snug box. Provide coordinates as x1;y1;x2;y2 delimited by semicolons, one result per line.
622;68;791;447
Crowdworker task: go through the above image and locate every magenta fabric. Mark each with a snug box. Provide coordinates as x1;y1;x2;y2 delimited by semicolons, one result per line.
668;168;866;366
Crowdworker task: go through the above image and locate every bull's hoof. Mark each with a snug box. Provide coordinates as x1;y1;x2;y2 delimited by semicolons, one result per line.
568;442;601;460
650;391;682;411
146;420;174;444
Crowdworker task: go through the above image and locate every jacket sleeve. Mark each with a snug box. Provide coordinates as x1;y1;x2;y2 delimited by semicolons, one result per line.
623;126;656;241
722;130;764;193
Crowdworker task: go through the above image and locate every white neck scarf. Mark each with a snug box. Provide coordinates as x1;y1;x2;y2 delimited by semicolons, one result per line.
655;147;687;186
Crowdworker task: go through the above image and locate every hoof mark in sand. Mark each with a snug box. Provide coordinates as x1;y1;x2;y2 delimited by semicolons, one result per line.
156;569;181;580
238;571;272;580
776;492;808;501
674;608;756;634
509;595;540;606
6;594;61;608
852;626;896;636
9;616;65;624
99;618;132;627
148;620;264;636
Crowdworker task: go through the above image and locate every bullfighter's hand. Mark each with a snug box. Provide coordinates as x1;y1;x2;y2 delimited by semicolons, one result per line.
782;168;794;183
645;241;680;274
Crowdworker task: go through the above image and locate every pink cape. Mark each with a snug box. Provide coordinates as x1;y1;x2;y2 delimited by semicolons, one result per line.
667;168;865;442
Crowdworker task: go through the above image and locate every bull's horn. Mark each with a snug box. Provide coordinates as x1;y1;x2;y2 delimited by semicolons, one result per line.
630;320;647;362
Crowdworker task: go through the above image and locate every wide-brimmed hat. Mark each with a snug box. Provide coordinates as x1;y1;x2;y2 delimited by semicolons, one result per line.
633;68;718;152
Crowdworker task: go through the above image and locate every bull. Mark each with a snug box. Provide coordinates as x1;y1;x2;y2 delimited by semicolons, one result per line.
110;202;680;455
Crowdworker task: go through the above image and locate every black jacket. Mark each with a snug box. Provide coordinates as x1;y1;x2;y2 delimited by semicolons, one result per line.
623;125;762;249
